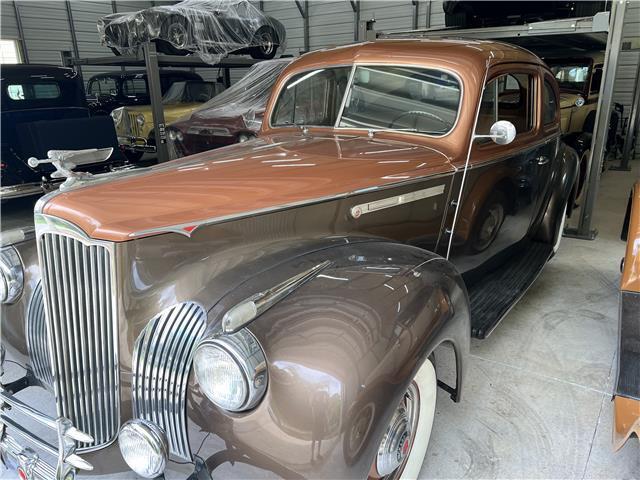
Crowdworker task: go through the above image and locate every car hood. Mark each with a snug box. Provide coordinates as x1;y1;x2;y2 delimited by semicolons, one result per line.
42;133;454;242
559;92;581;109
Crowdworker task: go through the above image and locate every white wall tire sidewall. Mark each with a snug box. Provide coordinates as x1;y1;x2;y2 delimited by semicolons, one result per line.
553;203;568;253
398;359;437;480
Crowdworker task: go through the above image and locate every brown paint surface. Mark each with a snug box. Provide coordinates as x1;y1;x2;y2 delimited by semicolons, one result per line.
613;395;640;451
622;181;640;292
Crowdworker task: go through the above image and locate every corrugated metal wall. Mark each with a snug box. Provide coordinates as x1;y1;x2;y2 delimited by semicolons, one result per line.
613;0;640;130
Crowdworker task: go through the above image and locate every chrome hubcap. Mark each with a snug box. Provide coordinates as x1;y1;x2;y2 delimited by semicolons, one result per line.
476;203;504;250
376;383;419;477
168;23;187;48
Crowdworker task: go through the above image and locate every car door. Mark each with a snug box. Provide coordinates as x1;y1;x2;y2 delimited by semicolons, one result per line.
442;65;548;275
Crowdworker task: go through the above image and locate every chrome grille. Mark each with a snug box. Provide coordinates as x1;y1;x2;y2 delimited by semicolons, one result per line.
132;302;206;459
127;112;142;137
38;232;119;449
25;282;53;389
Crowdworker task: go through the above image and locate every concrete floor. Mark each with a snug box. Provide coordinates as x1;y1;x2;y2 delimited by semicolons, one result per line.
420;159;640;479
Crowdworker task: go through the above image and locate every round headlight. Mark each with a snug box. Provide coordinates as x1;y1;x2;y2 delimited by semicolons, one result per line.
118;419;168;478
168;129;177;141
237;132;256;143
194;329;267;412
575;96;585;108
176;131;184;141
0;246;24;304
136;114;145;126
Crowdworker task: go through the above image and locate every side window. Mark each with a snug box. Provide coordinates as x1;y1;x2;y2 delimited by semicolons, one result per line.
87;79;98;96
590;67;602;95
89;77;117;96
476;73;534;136
123;78;148;96
6;82;61;100
543;79;558;124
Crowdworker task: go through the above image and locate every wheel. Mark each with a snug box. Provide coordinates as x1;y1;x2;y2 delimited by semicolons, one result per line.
157;19;191;55
250;27;279;59
469;190;507;253
110;47;121;56
370;359;437;479
123;150;144;163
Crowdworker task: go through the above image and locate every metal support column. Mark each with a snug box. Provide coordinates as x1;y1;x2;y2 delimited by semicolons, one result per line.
295;0;309;53
424;0;430;29
143;42;169;163
611;59;640;171
13;1;28;64
564;0;627;240
350;0;360;42
64;1;82;81
412;1;419;30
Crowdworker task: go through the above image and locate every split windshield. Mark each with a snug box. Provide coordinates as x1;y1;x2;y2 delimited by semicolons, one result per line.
271;65;461;136
549;64;590;93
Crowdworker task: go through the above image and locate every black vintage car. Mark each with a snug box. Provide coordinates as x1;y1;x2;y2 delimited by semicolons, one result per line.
86;69;203;116
99;0;286;62
1;65;125;200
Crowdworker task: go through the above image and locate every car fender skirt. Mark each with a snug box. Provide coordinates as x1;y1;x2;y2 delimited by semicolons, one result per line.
187;241;470;479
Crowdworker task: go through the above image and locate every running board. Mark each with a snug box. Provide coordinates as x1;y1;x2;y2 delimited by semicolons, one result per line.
466;241;553;339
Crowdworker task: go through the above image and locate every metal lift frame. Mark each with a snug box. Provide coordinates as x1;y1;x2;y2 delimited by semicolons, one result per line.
377;7;628;241
62;44;260;163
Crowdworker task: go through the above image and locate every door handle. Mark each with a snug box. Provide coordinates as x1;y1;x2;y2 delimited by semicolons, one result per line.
536;156;550;166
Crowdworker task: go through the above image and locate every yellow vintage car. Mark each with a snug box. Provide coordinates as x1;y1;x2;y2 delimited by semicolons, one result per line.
112;80;224;161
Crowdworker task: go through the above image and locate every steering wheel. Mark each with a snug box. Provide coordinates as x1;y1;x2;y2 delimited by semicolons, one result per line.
389;110;450;132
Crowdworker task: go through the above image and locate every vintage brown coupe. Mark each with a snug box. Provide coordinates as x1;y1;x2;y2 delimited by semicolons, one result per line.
0;39;578;479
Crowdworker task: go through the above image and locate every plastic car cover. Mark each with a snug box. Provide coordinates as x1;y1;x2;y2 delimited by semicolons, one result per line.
98;0;287;65
166;58;291;159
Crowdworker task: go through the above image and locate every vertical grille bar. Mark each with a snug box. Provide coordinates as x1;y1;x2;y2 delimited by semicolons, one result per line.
132;302;206;459
38;232;119;450
25;282;53;389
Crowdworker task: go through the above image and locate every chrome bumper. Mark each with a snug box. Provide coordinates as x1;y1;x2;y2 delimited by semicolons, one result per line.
0;387;93;479
117;135;157;153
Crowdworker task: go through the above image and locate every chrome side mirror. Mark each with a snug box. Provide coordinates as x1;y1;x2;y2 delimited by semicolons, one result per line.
474;120;517;145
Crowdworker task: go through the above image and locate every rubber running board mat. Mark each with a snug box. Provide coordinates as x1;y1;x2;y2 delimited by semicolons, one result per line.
616;290;640;400
467;241;553;339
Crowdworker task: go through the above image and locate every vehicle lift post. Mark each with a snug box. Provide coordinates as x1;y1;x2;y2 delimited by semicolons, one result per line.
143;42;170;164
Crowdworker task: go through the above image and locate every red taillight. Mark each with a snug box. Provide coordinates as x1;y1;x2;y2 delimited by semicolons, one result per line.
17;466;28;480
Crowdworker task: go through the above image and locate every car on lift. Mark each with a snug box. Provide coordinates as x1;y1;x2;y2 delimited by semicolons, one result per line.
112;79;225;161
167;58;291;158
614;181;640;451
0;40;578;479
0;64;125;201
85;69;203;116
99;0;286;61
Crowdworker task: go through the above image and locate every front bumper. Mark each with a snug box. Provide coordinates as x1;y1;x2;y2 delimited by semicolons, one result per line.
0;387;93;479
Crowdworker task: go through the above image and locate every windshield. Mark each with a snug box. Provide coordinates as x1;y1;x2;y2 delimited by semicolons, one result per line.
271;65;462;135
162;81;220;104
549;64;590;92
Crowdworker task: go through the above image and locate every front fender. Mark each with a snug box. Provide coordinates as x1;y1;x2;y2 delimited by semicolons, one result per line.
188;241;469;479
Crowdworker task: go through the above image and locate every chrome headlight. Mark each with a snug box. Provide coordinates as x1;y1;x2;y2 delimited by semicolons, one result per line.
237;132;256;143
0;246;23;304
118;419;168;478
575;96;585;108
110;108;124;127
136;114;145;126
194;329;267;412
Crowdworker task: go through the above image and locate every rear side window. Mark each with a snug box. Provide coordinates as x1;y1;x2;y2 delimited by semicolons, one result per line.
88;77;117;96
590;67;602;94
7;82;61;100
476;73;534;136
123;78;148;96
543;79;558;124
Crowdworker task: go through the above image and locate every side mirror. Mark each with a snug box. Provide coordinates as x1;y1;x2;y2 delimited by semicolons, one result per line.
474;120;516;145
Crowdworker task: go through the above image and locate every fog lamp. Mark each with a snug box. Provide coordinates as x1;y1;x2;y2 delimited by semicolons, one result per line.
136;114;145;126
118;419;168;478
194;329;267;412
0;246;23;304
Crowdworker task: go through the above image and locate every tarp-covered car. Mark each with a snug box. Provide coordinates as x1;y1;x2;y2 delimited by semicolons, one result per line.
98;0;287;64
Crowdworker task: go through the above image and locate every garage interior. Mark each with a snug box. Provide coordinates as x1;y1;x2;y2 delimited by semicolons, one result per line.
1;0;639;479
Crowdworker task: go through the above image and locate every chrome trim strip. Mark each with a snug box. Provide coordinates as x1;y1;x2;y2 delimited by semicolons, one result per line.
349;185;445;219
222;260;332;334
0;227;35;248
132;302;206;460
25;282;53;389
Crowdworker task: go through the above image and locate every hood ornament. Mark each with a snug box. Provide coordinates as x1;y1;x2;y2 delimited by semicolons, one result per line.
28;148;113;191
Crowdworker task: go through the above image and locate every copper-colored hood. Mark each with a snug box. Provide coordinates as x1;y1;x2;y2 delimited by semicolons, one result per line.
42;133;454;242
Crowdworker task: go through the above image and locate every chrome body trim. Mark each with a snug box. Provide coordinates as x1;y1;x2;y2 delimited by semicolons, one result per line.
132;302;206;460
0;227;36;248
349;184;446;219
0;183;46;200
222;260;332;334
35;213;120;451
25;282;53;389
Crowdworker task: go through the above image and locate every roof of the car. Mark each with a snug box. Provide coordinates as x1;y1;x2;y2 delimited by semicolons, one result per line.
0;64;79;80
286;39;546;76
